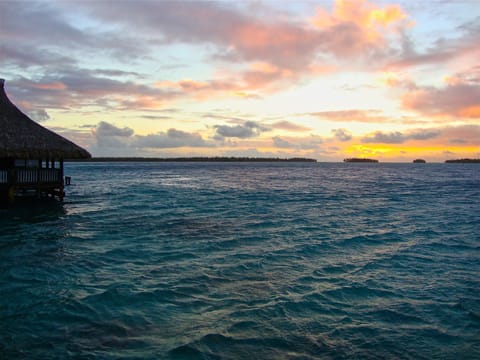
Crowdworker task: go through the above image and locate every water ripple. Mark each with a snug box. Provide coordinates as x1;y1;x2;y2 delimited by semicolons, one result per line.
1;162;479;358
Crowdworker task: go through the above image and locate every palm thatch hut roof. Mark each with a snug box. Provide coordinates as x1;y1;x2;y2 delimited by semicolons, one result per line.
0;79;91;159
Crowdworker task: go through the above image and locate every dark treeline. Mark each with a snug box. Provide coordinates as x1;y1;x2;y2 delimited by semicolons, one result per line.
343;158;379;163
445;159;480;163
67;156;317;163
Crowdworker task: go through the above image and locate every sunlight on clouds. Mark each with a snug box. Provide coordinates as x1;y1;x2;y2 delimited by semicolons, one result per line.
378;71;403;87
458;106;480;118
33;82;67;91
443;75;463;86
312;0;409;44
346;143;480;161
1;0;478;161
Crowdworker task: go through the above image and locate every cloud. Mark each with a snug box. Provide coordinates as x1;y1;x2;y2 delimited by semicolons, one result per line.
73;1;322;71
91;121;212;152
214;121;269;139
272;136;295;149
271;120;312;132
331;128;352;141
379;66;480;120
0;43;76;70
44;2;409;85
0;2;144;69
358;125;480;147
312;0;409;58
402;80;480;119
154;61;315;99
94;121;134;138
1;0;415;109
91;122;134;150
449;139;467;144
361;128;440;144
439;124;480;145
132;129;212;149
27;109;50;122
387;16;480;70
272;135;323;150
6;73;180;113
308;109;388;123
156;78;244;100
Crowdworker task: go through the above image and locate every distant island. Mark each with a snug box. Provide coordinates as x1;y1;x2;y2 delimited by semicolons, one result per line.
68;156;317;163
343;158;379;163
445;158;480;163
413;159;426;163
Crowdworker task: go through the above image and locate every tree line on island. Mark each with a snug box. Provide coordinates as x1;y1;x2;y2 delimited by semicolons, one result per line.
67;156;480;163
67;156;317;162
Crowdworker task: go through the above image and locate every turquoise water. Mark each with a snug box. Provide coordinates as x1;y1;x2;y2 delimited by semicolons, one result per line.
1;162;479;359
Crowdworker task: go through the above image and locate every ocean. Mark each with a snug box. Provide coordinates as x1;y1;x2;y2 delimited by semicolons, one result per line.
1;162;479;359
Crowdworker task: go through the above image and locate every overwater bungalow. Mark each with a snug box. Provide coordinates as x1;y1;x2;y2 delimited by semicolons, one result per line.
0;79;90;204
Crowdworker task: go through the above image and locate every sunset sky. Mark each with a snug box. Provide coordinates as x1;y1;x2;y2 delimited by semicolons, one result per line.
1;0;479;161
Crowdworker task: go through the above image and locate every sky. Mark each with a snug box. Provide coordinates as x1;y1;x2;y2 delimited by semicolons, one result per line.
1;0;479;161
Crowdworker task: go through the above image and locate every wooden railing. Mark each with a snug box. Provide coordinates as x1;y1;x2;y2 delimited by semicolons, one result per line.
0;169;62;186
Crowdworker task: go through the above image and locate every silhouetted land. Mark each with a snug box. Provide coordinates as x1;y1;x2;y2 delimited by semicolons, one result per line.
68;157;317;163
445;158;480;163
343;158;379;163
413;159;426;163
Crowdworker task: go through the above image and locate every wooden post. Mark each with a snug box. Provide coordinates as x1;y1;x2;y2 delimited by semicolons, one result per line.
7;186;14;205
59;158;64;201
37;158;42;198
6;168;15;205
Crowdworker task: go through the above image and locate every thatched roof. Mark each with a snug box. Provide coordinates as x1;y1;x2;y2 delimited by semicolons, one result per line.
0;79;91;159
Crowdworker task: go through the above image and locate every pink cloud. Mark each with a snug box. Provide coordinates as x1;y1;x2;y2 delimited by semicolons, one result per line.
312;0;410;58
8;75;180;112
379;66;480;120
308;109;390;123
75;1;410;77
32;82;67;91
1;1;416;108
271;121;312;132
402;82;480;119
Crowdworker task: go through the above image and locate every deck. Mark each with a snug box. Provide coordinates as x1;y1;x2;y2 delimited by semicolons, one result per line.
0;168;64;201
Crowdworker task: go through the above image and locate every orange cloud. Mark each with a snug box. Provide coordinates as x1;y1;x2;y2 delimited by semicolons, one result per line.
381;67;480;120
33;82;67;90
377;71;415;88
458;106;480;118
119;95;165;109
229;20;321;70
312;0;409;50
155;78;240;100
